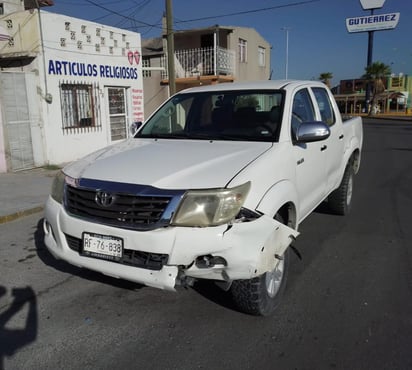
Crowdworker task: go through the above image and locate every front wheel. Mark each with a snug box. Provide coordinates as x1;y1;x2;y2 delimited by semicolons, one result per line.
230;247;290;316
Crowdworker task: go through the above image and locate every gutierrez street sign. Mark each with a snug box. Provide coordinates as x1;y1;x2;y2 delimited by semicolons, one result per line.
346;12;400;33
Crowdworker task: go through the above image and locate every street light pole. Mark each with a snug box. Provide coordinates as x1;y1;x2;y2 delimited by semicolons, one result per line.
281;27;291;79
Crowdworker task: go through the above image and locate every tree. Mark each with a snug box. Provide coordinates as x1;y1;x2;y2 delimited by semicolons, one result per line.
319;72;333;88
363;61;391;115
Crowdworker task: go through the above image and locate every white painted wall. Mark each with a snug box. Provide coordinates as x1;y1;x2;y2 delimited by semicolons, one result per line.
0;102;6;172
0;9;143;170
38;11;143;165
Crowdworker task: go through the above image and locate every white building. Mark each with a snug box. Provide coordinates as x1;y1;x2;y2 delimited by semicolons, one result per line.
0;4;143;172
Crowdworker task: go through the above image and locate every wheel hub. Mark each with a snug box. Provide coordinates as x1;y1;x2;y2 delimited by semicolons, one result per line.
265;258;285;298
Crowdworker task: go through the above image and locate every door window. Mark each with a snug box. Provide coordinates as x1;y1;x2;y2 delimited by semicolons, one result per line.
291;89;315;137
312;87;336;126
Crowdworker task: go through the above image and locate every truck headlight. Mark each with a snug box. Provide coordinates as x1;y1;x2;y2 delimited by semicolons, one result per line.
171;182;251;227
51;171;66;203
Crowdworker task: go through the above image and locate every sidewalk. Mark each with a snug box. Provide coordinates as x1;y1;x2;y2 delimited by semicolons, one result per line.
0;167;59;224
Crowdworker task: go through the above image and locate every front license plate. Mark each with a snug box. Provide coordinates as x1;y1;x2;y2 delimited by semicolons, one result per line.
82;232;123;260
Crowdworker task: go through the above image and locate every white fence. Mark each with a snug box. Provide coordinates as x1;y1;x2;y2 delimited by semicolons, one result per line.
161;46;235;79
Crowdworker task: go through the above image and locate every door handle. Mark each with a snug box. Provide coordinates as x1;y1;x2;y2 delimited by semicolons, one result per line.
321;145;327;151
339;134;344;140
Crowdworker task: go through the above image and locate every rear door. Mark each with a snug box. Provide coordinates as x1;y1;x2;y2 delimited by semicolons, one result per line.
311;87;344;192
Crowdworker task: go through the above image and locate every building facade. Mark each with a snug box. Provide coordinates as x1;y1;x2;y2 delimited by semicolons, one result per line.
142;25;271;118
0;6;143;172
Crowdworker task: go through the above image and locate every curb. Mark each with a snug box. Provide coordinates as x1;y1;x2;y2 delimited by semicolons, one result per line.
0;206;44;224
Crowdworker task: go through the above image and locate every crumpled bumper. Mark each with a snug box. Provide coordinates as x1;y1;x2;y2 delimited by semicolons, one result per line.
44;196;299;291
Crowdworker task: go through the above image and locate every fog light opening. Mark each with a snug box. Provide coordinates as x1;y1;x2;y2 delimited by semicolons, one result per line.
195;255;227;269
43;219;51;235
43;219;56;241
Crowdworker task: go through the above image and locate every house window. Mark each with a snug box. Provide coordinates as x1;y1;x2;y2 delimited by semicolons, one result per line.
142;58;151;77
239;38;247;63
0;4;4;15
258;46;265;67
60;83;100;132
391;77;403;88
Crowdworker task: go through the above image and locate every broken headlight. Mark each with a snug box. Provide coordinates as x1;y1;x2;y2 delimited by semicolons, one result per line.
171;182;251;227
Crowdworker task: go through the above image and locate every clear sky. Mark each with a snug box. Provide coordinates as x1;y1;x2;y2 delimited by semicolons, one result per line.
49;0;411;87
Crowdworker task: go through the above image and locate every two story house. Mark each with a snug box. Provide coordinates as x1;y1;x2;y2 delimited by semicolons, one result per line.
142;25;271;117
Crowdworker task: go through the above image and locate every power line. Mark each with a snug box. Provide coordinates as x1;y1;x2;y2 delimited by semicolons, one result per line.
175;0;320;24
83;0;162;29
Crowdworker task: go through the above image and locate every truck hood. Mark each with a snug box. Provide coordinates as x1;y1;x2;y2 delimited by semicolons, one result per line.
64;139;272;189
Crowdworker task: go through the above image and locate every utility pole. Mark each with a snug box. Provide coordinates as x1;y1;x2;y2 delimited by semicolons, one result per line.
281;27;291;79
364;9;374;113
165;0;176;96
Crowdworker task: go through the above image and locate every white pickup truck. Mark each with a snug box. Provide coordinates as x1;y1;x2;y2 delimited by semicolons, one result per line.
44;80;363;316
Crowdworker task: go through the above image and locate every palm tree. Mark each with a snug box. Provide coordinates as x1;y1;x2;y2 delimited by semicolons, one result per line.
363;61;391;115
319;72;333;88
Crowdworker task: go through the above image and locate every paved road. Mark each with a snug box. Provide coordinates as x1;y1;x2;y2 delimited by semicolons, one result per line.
1;118;411;370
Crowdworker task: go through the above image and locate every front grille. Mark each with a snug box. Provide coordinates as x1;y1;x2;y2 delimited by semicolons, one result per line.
64;234;169;271
65;185;172;230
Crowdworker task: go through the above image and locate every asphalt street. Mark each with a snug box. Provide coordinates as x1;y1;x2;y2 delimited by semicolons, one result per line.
0;118;411;370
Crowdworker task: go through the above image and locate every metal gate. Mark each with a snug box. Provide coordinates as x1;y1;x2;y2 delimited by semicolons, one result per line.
0;72;35;171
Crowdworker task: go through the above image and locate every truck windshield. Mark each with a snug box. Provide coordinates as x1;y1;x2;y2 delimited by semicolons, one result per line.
136;90;284;142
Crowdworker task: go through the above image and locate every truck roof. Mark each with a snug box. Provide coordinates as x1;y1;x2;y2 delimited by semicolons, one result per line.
178;80;328;94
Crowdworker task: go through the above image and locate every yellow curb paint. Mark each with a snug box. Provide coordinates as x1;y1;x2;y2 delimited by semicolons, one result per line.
0;206;44;224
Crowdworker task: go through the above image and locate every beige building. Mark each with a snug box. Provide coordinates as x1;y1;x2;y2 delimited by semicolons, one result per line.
142;25;271;118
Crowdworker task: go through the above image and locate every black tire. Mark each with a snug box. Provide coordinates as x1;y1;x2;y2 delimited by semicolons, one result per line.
230;214;290;316
328;164;354;215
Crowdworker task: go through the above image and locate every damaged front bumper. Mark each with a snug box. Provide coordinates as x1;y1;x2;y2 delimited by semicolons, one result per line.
44;196;299;291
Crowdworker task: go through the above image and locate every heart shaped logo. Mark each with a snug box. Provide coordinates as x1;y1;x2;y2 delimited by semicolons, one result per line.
127;51;134;65
134;51;140;65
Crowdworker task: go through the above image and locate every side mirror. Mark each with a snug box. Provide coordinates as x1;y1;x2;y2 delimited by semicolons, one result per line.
130;121;143;136
295;121;330;143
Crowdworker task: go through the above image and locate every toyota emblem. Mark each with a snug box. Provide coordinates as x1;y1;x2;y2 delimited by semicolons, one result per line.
95;191;115;207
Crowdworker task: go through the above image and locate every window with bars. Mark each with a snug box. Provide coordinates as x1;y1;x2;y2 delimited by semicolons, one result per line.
239;38;247;63
142;58;151;77
60;82;100;133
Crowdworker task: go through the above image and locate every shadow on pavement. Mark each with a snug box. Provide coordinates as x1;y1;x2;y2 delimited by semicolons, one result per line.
34;218;145;292
0;286;37;369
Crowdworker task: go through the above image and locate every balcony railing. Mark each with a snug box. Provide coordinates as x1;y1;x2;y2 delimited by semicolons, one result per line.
161;46;235;79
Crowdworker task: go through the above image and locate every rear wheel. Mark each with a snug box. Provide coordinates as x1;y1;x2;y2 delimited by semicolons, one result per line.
230;214;290;316
328;164;354;215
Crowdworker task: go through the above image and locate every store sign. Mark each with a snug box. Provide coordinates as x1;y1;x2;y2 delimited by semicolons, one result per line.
360;0;385;10
346;12;400;33
48;58;139;80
